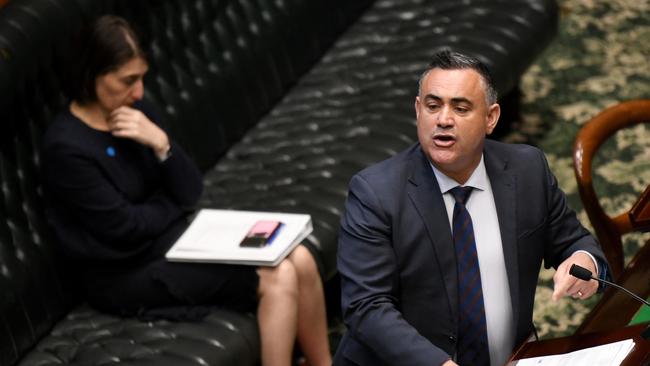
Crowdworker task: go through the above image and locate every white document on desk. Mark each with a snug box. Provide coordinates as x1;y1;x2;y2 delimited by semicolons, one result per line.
515;339;635;366
165;209;312;266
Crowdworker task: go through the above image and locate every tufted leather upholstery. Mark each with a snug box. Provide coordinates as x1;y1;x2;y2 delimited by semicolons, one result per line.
17;305;259;366
0;0;557;365
200;0;559;279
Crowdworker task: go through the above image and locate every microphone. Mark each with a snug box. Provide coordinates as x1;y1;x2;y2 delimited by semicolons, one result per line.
569;264;650;307
569;264;650;339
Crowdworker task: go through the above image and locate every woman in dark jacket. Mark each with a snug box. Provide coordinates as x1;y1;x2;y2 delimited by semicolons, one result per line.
42;15;330;366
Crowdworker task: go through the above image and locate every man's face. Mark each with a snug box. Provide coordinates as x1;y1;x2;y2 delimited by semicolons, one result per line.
415;68;500;183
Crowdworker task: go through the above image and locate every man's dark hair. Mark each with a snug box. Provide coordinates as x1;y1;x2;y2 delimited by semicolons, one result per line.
68;15;146;103
418;50;498;105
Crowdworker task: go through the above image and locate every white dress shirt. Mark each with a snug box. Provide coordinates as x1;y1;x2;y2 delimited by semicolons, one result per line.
429;154;600;365
431;155;515;366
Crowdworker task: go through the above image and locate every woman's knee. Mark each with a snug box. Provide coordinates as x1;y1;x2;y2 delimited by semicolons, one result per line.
257;259;299;297
289;245;320;282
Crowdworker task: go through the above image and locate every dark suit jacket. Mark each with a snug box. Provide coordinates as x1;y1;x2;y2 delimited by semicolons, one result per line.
334;140;607;366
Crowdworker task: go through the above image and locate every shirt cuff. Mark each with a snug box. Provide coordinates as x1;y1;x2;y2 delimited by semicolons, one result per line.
573;250;599;276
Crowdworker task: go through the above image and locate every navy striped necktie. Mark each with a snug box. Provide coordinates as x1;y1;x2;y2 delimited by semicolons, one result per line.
450;186;490;366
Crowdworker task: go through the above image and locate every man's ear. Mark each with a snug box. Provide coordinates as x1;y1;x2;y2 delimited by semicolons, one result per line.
485;103;501;135
414;96;421;120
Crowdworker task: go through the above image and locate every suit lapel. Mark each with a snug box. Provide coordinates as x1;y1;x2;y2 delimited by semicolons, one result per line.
406;147;458;322
484;142;520;327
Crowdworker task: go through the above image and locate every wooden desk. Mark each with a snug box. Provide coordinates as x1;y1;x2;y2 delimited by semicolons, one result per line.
576;239;650;334
507;323;650;365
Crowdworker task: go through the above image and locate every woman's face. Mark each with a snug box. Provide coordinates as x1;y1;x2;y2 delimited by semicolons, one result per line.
94;56;148;112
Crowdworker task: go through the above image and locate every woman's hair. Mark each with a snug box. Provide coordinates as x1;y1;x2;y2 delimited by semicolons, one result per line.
69;15;146;103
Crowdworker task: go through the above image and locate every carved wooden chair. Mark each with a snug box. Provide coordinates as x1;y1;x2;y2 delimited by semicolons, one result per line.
573;99;650;279
573;99;650;334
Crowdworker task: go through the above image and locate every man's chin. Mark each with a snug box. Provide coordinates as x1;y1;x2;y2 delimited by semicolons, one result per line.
427;150;458;168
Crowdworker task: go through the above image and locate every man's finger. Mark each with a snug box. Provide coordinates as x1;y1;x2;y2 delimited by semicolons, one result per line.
566;281;583;296
552;273;577;302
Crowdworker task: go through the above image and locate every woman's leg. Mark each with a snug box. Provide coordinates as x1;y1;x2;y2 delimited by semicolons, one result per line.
288;245;332;366
257;260;299;366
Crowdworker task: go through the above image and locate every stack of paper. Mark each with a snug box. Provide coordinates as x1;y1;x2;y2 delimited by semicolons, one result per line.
516;339;635;366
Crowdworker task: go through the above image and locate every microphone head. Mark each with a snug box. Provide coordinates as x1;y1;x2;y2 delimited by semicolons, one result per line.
569;264;593;281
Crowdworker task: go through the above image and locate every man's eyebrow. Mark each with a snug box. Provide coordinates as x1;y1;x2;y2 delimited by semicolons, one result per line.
423;94;474;106
423;94;442;102
450;97;473;106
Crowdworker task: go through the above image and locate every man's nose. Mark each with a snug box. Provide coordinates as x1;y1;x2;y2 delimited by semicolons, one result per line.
437;106;453;126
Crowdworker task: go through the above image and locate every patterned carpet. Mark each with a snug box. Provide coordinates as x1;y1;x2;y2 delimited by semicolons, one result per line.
507;0;650;339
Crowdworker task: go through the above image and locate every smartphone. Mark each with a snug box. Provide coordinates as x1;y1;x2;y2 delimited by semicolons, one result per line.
239;220;283;247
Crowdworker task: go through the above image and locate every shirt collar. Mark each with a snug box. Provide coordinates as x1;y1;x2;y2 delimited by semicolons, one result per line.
430;154;489;194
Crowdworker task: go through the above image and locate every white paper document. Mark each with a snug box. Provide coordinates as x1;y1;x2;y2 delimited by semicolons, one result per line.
166;209;312;266
515;339;635;366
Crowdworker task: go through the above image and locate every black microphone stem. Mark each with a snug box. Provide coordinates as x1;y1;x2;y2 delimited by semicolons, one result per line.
594;276;650;308
596;276;650;340
569;264;650;339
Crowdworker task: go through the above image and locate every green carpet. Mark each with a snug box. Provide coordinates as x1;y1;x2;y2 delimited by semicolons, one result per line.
508;0;650;339
630;300;650;325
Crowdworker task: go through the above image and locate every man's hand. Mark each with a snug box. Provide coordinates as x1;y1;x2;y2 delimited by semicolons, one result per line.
441;360;458;366
108;106;170;159
552;252;599;301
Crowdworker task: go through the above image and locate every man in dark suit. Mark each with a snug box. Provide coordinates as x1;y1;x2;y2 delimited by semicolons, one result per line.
333;51;608;366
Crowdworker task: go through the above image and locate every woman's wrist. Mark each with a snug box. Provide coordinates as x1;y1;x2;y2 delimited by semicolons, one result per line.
154;140;172;162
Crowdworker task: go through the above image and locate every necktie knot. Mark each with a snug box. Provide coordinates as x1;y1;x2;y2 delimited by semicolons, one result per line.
450;186;473;205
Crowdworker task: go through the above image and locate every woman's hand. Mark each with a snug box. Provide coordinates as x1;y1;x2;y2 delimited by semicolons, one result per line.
108;106;170;160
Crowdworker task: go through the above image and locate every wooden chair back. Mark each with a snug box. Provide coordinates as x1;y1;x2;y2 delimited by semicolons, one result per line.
573;99;650;280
